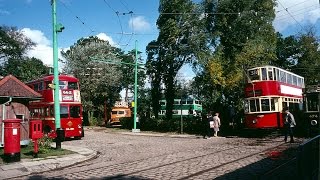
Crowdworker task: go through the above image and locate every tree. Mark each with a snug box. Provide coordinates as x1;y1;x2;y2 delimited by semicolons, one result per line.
147;0;206;120
61;36;123;125
195;0;277;120
1;57;49;82
293;30;320;85
0;26;34;62
0;26;48;81
274;33;299;69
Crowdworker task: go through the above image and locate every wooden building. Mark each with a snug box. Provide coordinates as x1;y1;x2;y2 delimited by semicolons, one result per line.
0;75;42;147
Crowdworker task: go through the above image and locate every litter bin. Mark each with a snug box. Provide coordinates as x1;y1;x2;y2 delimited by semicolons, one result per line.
3;119;21;163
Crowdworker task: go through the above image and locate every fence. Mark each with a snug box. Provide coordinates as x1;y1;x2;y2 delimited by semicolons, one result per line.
297;134;320;180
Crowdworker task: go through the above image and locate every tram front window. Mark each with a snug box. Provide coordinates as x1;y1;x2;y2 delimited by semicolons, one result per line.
261;99;270;111
60;106;68;118
70;106;80;118
306;94;319;112
249;99;260;112
248;69;260;81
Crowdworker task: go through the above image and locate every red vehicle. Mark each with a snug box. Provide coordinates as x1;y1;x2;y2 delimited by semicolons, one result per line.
26;74;83;139
244;66;304;129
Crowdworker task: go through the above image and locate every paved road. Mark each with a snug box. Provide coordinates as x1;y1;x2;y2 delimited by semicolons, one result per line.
23;127;300;180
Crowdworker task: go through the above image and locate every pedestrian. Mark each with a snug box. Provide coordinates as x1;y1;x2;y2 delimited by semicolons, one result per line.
205;111;214;139
284;109;296;143
213;112;221;137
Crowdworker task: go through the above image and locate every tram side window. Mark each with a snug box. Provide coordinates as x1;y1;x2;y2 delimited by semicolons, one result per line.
249;99;260;112
280;70;286;83
187;100;193;104
271;99;275;111
60;106;68;118
287;74;292;85
292;76;297;86
268;68;274;80
261;68;267;80
306;94;318;111
70;106;80;118
297;78;302;87
68;82;78;90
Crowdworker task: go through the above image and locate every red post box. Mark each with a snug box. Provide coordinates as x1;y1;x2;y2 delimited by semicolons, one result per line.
3;119;21;163
29;119;43;156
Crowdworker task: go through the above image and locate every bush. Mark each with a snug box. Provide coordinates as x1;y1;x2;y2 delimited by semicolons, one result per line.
37;136;53;153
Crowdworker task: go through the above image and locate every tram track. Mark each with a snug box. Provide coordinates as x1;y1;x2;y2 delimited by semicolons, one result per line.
36;136;290;179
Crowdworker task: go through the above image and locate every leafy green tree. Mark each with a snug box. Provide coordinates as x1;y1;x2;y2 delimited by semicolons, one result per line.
148;0;206;120
0;26;34;62
2;57;49;82
0;26;48;81
293;30;320;85
61;36;123;125
274;33;299;69
146;41;163;119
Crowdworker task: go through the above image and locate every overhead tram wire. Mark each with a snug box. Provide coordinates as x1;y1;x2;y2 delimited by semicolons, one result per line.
277;0;304;29
276;0;314;13
275;7;320;22
103;0;125;46
275;4;318;20
103;0;135;50
58;0;95;36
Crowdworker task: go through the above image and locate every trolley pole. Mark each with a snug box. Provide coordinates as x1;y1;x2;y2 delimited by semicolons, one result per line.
52;0;64;149
132;40;140;133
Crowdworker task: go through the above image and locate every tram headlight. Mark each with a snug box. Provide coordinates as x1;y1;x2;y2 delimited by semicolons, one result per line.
252;119;257;124
311;120;318;126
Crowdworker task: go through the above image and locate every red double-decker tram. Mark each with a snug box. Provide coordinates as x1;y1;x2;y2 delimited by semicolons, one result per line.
27;74;83;139
244;66;304;129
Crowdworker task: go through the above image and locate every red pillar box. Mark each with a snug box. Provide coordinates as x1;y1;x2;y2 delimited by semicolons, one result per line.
3;119;21;163
29;119;43;156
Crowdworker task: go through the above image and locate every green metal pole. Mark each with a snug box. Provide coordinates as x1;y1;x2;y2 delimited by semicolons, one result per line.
52;0;61;129
52;0;62;148
133;40;138;132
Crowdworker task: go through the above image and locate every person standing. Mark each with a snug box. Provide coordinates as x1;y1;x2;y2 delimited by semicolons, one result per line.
284;109;296;143
205;111;214;139
213;112;221;137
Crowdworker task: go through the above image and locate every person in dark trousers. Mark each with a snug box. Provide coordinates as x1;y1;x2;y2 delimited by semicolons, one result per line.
284;109;296;143
204;111;214;139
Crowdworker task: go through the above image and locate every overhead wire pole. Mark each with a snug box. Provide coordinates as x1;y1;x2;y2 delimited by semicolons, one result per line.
132;40;140;132
52;0;64;149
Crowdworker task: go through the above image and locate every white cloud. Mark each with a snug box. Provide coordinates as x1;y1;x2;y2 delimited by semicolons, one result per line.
96;33;118;47
21;28;63;67
21;28;51;46
129;16;151;32
273;0;320;32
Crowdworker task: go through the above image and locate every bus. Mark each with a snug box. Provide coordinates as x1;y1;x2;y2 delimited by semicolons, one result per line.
244;66;304;129
159;97;202;117
303;84;320;136
108;101;131;126
26;74;83;139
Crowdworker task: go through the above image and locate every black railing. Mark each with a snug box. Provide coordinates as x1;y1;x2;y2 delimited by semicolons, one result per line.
297;134;320;180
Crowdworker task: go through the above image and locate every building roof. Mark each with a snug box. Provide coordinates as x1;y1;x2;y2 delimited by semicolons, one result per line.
0;75;42;104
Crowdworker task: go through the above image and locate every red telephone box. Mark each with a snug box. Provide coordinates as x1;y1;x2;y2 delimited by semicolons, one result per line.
29;119;43;156
3;119;21;163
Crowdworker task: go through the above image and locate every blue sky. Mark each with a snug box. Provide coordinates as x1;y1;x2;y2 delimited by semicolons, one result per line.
1;0;320;79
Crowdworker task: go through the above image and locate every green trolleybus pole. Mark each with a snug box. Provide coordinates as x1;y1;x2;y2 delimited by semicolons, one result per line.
52;0;65;149
132;40;140;132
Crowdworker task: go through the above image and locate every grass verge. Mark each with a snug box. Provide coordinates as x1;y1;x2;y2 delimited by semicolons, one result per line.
0;144;74;165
